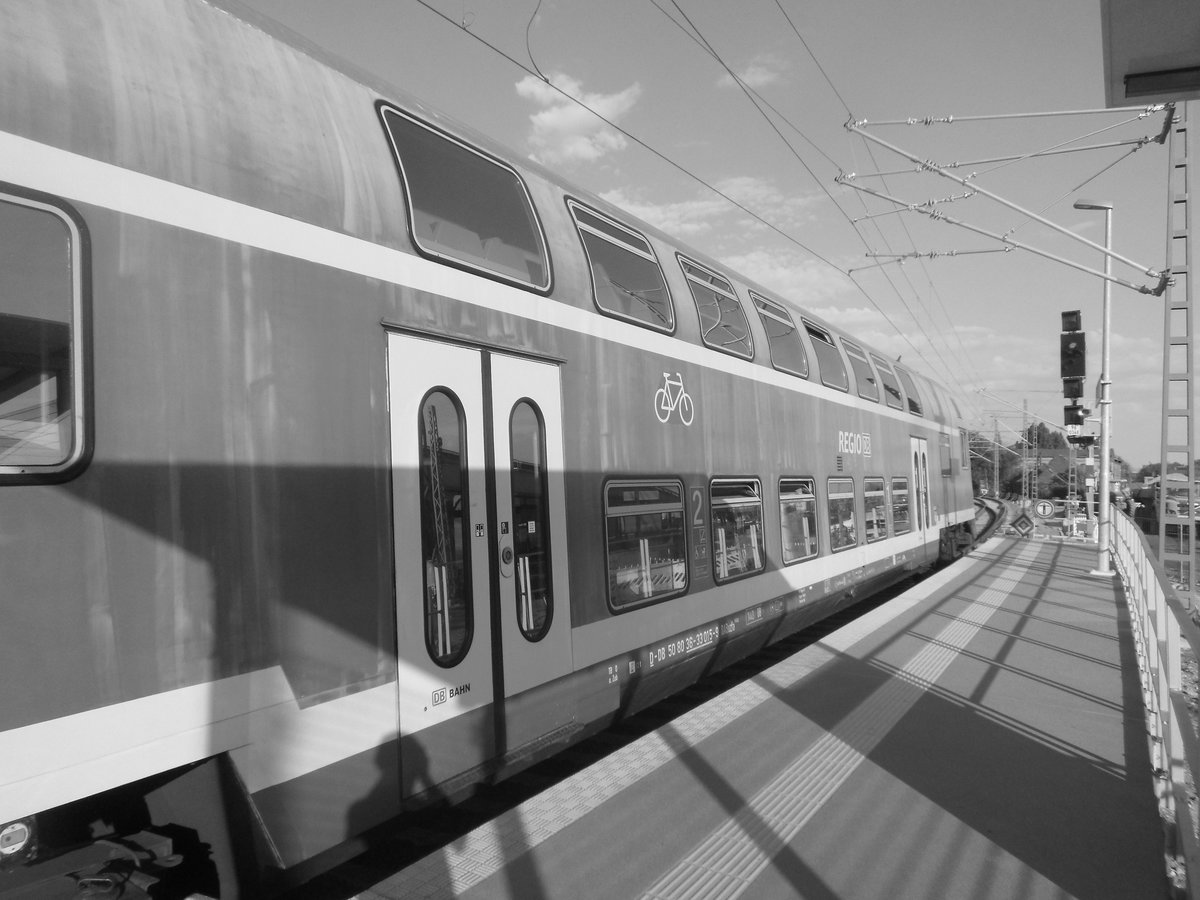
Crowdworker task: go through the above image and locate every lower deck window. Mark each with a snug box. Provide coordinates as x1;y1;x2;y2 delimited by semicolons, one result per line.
779;477;818;563
892;477;911;534
0;195;84;481
827;477;857;551
711;479;765;581
864;477;887;542
605;481;687;608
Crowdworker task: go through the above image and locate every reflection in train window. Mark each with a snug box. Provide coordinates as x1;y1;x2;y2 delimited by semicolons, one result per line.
0;196;82;479
751;292;808;377
779;478;818;563
842;340;879;402
827;477;857;551
864;477;888;542
871;354;905;411
605;481;687;609
569;200;674;332
418;390;473;666
892;477;912;534
510;401;552;640
803;320;849;392
380;106;550;290
895;367;924;415
679;256;753;359
711;479;765;582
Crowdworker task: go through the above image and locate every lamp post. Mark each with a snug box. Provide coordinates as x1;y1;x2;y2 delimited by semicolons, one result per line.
1073;199;1113;577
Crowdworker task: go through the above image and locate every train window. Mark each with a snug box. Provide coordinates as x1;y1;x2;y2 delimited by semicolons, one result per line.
779;478;818;563
510;401;553;641
751;292;808;377
0;195;86;483
418;390;474;666
380;106;550;291
605;481;687;608
895;367;924;415
842;340;879;402
711;479;765;581
569;200;674;332
871;354;904;410
891;477;912;534
864;477;888;542
960;429;970;469
827;477;857;551
940;432;953;476
802;320;849;392
679;256;753;359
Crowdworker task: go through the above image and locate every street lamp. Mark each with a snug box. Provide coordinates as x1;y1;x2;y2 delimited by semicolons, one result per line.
1073;199;1114;577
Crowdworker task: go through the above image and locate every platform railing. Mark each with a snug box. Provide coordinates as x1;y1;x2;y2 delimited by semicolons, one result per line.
1111;509;1200;898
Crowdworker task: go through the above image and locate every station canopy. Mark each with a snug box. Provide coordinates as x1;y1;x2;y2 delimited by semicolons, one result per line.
1101;0;1200;106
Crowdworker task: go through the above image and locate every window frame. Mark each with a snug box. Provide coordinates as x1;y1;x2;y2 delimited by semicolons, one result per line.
568;198;675;333
863;476;888;543
0;186;91;486
509;399;554;642
603;478;688;610
779;476;819;564
895;366;925;416
842;339;880;403
751;292;808;378
710;477;766;584
870;354;905;411
378;104;552;293
678;255;754;360
827;476;858;552
417;387;475;668
802;319;849;392
891;476;912;535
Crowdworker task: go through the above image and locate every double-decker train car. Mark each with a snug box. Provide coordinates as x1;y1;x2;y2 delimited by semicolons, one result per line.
0;1;977;896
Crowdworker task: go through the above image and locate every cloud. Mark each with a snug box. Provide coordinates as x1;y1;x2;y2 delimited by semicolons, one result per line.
717;53;788;90
515;72;642;166
598;188;727;239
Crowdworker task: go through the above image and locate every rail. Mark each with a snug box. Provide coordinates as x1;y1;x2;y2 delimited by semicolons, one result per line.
1111;509;1200;897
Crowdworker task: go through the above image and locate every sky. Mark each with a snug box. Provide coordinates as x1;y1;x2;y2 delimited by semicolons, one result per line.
237;0;1178;469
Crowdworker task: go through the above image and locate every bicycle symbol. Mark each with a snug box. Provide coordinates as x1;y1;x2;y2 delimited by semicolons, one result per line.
654;372;694;426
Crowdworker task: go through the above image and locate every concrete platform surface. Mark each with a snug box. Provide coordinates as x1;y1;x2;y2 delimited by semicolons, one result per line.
349;536;1166;900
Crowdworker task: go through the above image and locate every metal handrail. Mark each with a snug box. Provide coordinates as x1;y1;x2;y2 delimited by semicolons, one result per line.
1111;509;1200;897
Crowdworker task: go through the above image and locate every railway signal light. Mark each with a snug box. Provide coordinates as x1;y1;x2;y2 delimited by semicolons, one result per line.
1064;403;1089;426
1060;332;1086;379
1060;310;1086;395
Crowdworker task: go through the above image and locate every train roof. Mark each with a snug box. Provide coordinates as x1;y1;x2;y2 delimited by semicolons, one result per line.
4;0;967;427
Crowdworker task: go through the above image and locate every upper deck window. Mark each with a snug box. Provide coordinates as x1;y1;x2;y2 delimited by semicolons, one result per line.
895;367;924;416
380;106;550;291
751;292;808;377
871;354;904;410
679;257;752;359
842;340;879;402
0;193;87;484
568;201;674;332
803;320;848;392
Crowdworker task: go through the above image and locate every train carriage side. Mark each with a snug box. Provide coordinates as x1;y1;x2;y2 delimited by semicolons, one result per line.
0;2;978;897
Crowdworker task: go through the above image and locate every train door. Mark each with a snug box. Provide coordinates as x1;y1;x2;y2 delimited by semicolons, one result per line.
386;333;571;794
911;436;932;533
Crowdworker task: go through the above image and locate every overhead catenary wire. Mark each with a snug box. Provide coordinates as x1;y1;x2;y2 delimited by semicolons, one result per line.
410;0;842;273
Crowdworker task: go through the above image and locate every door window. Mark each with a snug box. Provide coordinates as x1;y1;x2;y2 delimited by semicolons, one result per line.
418;390;473;666
510;400;553;640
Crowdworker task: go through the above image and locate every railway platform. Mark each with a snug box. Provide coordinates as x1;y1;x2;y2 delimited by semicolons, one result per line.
337;535;1166;899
